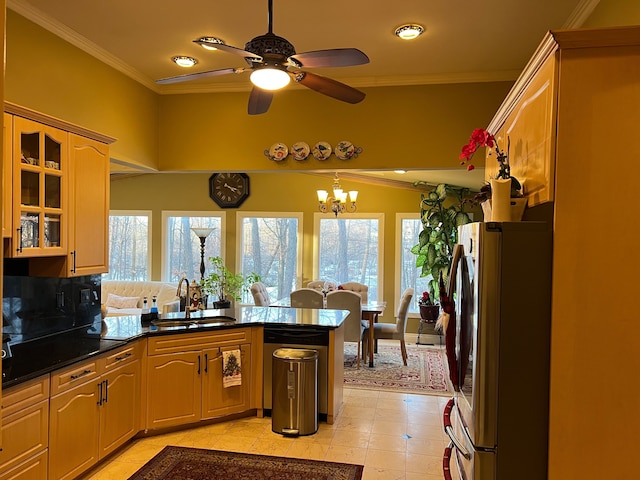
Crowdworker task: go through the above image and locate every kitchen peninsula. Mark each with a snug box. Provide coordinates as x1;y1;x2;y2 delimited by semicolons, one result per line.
0;306;347;480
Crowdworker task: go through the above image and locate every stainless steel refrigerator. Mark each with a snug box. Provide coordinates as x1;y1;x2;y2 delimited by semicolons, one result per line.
442;222;553;480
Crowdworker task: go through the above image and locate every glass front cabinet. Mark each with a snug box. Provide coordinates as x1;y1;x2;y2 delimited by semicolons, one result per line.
12;116;67;257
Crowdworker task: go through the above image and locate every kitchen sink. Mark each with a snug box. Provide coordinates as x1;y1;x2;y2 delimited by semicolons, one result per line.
150;317;236;328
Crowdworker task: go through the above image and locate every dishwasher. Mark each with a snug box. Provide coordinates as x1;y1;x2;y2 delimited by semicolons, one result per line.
263;326;329;419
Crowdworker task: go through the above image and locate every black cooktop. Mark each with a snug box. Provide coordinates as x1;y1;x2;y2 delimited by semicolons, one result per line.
2;332;126;388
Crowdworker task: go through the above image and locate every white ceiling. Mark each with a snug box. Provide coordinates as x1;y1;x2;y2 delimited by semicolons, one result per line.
8;0;595;189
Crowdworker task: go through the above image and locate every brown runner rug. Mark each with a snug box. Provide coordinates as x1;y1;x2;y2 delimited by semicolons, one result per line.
128;446;364;480
343;342;453;396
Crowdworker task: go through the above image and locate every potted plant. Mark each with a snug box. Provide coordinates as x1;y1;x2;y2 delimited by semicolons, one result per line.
418;291;439;322
201;256;261;308
411;183;474;305
459;128;527;220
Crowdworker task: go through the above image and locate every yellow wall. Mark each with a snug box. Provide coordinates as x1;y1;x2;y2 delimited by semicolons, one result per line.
157;82;512;172
583;0;640;27
5;10;159;169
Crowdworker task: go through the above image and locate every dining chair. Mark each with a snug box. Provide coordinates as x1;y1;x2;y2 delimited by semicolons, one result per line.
250;282;270;306
363;288;414;366
290;288;325;308
339;282;368;304
326;290;365;368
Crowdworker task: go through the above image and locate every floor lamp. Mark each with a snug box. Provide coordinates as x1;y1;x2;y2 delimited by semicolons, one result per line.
191;227;215;308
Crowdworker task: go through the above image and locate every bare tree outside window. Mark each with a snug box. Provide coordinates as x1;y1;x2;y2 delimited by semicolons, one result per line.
239;215;301;304
400;217;431;314
104;212;151;281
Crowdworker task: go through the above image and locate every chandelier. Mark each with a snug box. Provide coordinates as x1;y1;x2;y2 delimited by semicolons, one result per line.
317;173;358;217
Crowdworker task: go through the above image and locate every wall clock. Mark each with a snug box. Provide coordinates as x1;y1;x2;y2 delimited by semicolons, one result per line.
208;173;250;208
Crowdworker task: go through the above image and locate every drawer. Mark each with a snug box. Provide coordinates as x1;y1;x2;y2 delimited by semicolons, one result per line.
0;449;47;480
50;358;100;397
148;328;252;355
0;400;48;475
1;375;49;417
102;341;141;372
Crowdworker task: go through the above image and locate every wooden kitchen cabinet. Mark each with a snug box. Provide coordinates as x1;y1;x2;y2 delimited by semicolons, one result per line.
48;341;141;480
66;134;110;276
486;55;557;207
11;116;67;258
3;113;12;238
0;375;49;480
146;328;253;431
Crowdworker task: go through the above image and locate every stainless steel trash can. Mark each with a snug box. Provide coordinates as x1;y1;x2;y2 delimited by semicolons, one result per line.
271;348;318;436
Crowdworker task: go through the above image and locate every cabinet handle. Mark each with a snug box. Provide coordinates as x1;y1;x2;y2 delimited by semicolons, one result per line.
103;379;109;404
16;227;23;253
97;382;103;406
197;355;201;375
115;352;132;362
70;369;92;380
204;353;208;373
71;250;76;273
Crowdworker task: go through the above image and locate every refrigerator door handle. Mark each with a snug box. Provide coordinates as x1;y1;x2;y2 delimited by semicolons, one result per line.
443;442;454;480
443;398;471;459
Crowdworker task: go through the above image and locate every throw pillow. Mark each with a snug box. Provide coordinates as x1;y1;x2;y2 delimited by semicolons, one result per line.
106;293;140;309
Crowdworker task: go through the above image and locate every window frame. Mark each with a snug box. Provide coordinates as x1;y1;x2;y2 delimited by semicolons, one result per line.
236;211;304;304
106;210;152;281
160;210;226;282
313;212;385;303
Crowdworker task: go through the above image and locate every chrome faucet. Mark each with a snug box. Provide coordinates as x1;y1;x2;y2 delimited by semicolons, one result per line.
177;277;191;318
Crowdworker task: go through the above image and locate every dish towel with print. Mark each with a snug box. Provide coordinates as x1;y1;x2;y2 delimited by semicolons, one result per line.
222;349;242;388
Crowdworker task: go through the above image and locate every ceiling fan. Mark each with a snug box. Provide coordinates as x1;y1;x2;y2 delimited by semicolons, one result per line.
156;0;370;115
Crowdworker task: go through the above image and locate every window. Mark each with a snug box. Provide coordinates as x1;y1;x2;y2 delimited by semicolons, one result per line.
314;213;383;302
162;212;224;283
237;213;302;304
104;211;151;281
396;214;431;315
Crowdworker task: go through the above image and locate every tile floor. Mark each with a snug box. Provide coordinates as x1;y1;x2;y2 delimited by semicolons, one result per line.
81;387;455;480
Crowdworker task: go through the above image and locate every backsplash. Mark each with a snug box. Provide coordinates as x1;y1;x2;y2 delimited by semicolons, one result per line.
3;271;102;345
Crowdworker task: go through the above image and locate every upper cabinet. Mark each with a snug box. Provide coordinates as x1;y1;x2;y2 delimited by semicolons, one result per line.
11;116;67;257
3;103;116;276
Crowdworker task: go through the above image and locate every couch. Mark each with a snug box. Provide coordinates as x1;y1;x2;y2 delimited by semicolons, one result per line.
101;280;181;317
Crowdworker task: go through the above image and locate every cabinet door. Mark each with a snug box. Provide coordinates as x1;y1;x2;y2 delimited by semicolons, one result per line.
0;400;48;476
99;356;140;458
12;116;67;257
0;450;48;480
49;380;100;480
202;344;251;419
67;134;109;275
146;351;201;430
3;113;12;238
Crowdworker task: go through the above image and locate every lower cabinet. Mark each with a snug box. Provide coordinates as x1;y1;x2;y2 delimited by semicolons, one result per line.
146;329;253;430
0;376;49;480
48;341;142;480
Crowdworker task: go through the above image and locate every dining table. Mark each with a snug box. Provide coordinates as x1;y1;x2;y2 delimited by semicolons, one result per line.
269;296;387;367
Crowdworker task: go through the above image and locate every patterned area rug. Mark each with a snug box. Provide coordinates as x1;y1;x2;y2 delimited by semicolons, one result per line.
343;342;453;396
128;446;364;480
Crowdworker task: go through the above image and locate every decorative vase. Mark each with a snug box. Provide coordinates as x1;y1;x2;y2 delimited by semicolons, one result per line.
490;178;512;222
481;196;528;222
213;300;232;309
419;304;440;322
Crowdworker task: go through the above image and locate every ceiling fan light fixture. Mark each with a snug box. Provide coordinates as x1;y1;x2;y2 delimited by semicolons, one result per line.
172;55;198;67
250;68;290;90
394;24;425;40
197;37;225;50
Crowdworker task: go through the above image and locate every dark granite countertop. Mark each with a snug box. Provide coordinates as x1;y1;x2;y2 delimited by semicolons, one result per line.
2;306;346;389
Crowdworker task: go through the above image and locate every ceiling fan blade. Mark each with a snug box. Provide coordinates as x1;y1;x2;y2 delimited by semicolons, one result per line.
156;68;244;85
289;48;369;68
248;87;274;115
193;40;263;63
295;71;365;104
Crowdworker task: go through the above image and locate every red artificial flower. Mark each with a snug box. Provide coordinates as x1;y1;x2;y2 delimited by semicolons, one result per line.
467;164;475;171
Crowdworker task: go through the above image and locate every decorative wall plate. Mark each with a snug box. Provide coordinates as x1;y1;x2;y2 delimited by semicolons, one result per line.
312;141;332;161
335;141;356;160
291;142;310;161
265;142;289;161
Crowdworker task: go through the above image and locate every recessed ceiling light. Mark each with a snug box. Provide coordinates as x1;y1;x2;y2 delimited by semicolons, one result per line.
394;24;425;40
196;37;225;51
172;56;198;67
